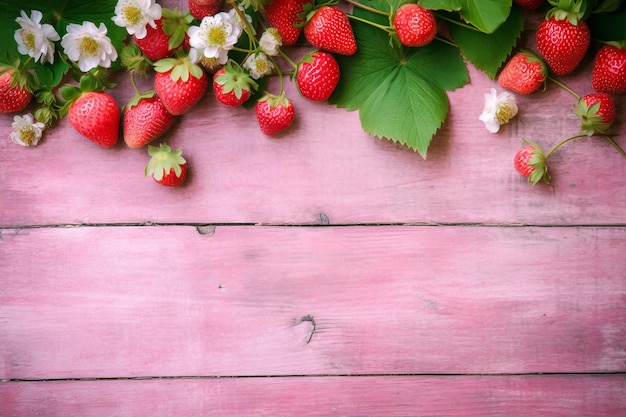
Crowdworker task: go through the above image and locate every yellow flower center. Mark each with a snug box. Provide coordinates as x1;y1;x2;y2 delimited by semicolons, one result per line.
19;127;37;146
122;5;143;26
80;37;100;57
496;104;515;125
255;59;269;74
21;30;36;51
208;27;227;46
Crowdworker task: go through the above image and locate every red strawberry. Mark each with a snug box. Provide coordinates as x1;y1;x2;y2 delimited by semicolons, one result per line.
213;62;257;107
536;6;590;76
255;93;295;135
264;0;311;46
514;0;545;10
67;92;120;148
513;141;549;185
145;143;187;187
591;43;626;94
188;0;223;20
575;92;616;135
123;95;176;148
154;56;208;115
392;4;437;47
304;6;357;56
498;51;547;94
134;18;175;61
0;68;33;113
296;51;340;102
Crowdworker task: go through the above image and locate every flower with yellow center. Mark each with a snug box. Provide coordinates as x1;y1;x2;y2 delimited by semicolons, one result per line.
479;88;518;133
112;0;162;39
61;21;118;72
10;114;45;147
14;10;60;64
242;52;274;79
188;12;242;66
259;28;282;56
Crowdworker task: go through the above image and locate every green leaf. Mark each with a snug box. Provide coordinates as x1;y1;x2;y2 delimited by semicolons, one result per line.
419;0;462;11
331;0;468;157
449;4;523;78
587;5;626;41
457;0;513;33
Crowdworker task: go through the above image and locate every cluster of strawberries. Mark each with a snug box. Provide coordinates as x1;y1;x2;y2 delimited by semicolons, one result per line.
500;0;626;185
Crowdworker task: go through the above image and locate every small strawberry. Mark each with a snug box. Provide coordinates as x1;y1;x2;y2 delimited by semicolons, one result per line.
264;0;312;46
188;0;224;20
392;4;437;48
154;55;208;115
575;93;616;136
535;1;590;75
498;51;547;94
255;92;295;135
145;143;187;187
514;141;550;185
514;0;545;10
0;68;33;113
304;6;357;56
213;61;258;107
66;91;120;148
296;51;340;102
124;94;176;148
591;43;626;94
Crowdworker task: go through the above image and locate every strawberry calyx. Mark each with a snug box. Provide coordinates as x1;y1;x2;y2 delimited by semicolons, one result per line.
161;8;193;51
575;95;614;136
545;0;586;25
295;0;336;27
215;60;258;99
58;71;114;117
145;143;187;181
521;139;550;185
154;52;204;82
120;44;153;75
259;91;290;108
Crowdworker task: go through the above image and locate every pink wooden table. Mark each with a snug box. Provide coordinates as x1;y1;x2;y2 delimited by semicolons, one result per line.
1;1;626;415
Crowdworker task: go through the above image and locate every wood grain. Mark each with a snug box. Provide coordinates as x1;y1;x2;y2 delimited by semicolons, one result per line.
1;225;624;379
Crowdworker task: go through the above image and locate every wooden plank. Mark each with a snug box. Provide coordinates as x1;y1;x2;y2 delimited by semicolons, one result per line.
1;225;624;379
1;375;625;417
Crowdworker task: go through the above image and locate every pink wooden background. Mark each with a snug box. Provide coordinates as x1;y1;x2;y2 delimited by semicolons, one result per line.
1;0;625;415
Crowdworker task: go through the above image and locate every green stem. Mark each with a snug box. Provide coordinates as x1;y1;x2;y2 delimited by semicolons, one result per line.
435;36;457;48
603;135;626;159
435;13;483;32
548;76;581;99
226;0;259;49
129;71;141;96
347;13;393;33
344;0;390;16
545;134;588;158
278;49;298;71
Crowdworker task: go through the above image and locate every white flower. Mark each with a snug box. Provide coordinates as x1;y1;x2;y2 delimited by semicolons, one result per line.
14;10;60;64
479;88;518;133
10;114;45;147
259;28;282;56
188;12;241;65
228;6;255;35
242;52;274;79
112;0;161;39
61;22;118;72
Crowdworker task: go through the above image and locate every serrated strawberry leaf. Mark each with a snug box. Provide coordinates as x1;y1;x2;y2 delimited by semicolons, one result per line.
419;0;512;33
330;1;468;157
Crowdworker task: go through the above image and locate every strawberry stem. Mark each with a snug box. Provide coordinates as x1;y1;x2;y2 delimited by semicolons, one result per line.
544;134;590;158
346;13;393;34
344;0;390;16
278;49;298;71
435;13;483;32
602;135;626;159
548;76;580;99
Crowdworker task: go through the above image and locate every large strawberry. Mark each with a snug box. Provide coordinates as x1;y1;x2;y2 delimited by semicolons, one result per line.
213;61;258;107
296;51;340;102
154;55;208;115
188;0;223;20
255;92;295;135
134;10;191;61
535;1;590;75
514;141;550;185
392;3;437;47
304;6;357;56
264;0;311;46
66;91;120;148
123;94;176;148
591;43;626;94
0;68;33;113
575;92;616;136
498;51;547;94
145;143;187;187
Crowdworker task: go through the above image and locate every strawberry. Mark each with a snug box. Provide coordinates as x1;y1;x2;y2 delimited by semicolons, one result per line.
255;93;295;135
264;0;311;46
304;6;357;56
0;68;33;113
134;18;175;61
213;61;257;107
154;55;208;115
575;92;616;136
498;51;547;94
514;141;550;185
591;43;626;94
296;51;340;102
188;0;223;20
514;0;545;10
123;95;176;148
392;4;437;48
145;143;187;187
67;91;120;148
535;2;590;76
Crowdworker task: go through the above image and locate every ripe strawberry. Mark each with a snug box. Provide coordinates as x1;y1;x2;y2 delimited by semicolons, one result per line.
154;56;208;115
213;62;257;107
514;141;549;185
304;6;357;56
0;68;33;113
264;0;311;46
188;0;223;20
255;93;295;135
575;93;616;136
536;4;590;76
67;91;120;148
514;0;545;10
498;51;547;94
392;4;437;47
296;51;340;102
591;43;626;94
123;95;176;148
134;18;175;61
145;143;187;187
